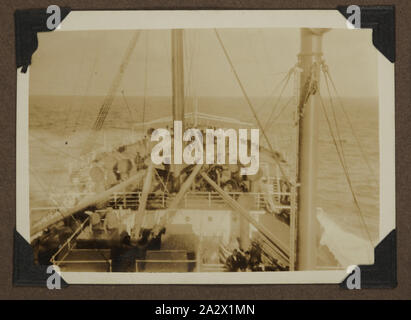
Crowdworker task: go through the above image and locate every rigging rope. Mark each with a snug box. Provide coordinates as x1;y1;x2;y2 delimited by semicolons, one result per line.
121;89;135;123
30;134;80;192
69;33;105;139
142;31;149;136
322;67;351;175
322;64;378;182
262;68;294;130
265;94;295;133
318;91;375;250
154;168;169;193
61;33;92;140
260;70;293;112
30;168;81;226
30;135;82;161
255;70;291;121
87;31;141;138
214;29;291;184
30;168;60;206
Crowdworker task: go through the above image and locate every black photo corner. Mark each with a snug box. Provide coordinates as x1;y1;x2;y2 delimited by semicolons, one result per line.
336;5;396;289
13;7;72;287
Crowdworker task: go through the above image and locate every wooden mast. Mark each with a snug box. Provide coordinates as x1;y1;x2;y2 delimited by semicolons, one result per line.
170;29;185;182
171;29;185;130
132;30;186;239
296;28;329;270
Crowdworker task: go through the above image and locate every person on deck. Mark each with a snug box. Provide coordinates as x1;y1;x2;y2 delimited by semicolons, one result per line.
248;241;263;271
147;226;166;250
134;229;153;271
236;250;248;271
104;208;120;240
225;249;246;272
88;211;104;237
110;231;135;272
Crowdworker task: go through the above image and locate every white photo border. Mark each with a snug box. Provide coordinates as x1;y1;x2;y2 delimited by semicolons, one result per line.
16;10;395;284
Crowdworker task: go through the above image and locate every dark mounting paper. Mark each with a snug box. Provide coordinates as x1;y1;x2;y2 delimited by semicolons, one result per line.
15;7;71;73
340;230;397;289
337;5;395;63
13;229;68;287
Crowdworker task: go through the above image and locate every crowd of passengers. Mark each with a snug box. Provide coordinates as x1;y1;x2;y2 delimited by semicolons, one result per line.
224;240;288;272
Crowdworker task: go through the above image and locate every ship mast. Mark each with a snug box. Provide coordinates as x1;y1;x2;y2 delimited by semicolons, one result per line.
296;28;329;270
171;29;185;130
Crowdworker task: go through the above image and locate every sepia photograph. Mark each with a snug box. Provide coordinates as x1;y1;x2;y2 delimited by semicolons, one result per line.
15;10;395;283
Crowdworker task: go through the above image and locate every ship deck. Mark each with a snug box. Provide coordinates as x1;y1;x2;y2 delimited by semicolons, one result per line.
48;191;292;273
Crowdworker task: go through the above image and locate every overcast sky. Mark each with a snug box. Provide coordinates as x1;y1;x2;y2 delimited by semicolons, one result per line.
30;28;377;98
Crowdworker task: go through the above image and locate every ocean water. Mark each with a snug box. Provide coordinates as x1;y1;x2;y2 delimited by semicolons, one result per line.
29;95;379;246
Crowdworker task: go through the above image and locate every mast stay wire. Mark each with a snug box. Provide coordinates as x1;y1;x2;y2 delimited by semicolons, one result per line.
263;67;295;130
214;29;291;184
320;67;375;204
120;90;135;125
248;29;276;103
61;33;90;141
29;134;83;193
31;131;102;197
318;89;375;251
30;167;61;207
29;138;92;210
69;33;105;139
321;63;378;182
321;67;351;174
264;94;295;133
255;28;297;122
90;31;141;133
250;29;297;136
29;168;81;226
320;66;376;250
30;134;82;161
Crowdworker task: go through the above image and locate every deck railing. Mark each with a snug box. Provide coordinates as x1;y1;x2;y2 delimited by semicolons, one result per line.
31;191;291;213
111;191;291;210
50;217;90;265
